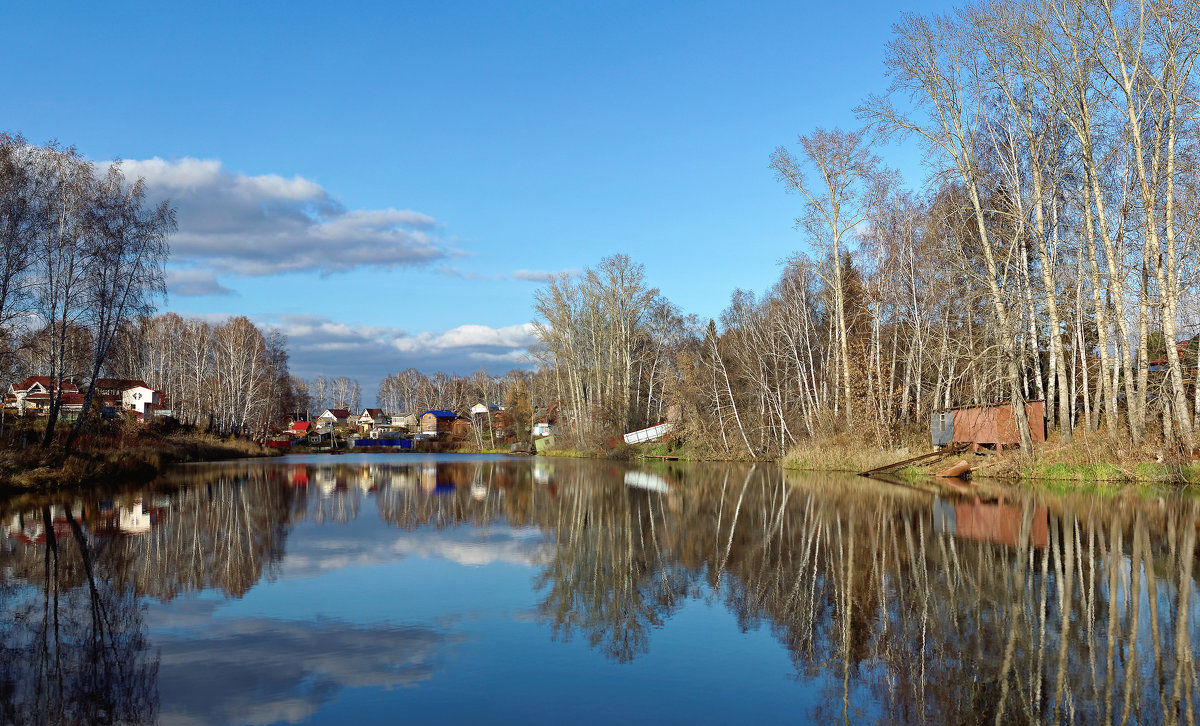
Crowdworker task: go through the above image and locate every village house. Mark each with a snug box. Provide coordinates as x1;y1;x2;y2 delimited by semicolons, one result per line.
316;408;352;428
471;402;513;441
419;410;459;435
389;413;418;430
358;408;386;429
5;377;84;417
92;378;162;421
469;402;503;417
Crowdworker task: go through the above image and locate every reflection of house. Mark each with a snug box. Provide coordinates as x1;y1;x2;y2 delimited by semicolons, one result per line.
419;410;459;434
6;508;74;545
119;500;153;534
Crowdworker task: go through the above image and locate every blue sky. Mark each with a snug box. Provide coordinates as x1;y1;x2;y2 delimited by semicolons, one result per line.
6;0;948;397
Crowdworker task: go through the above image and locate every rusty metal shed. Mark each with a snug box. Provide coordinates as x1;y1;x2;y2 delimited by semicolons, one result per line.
931;400;1046;448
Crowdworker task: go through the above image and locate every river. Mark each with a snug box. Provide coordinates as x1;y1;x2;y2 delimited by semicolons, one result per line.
1;453;1197;724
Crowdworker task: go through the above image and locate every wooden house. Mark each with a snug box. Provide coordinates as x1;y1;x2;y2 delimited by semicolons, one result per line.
420;410;458;434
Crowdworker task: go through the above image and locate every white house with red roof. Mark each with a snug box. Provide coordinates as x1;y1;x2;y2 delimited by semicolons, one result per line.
358;408;386;428
316;408;352;427
92;378;162;420
5;377;83;416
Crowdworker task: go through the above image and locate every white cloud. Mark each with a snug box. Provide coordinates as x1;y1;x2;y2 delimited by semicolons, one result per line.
166;269;235;297
245;313;537;382
512;268;578;282
118;157;450;277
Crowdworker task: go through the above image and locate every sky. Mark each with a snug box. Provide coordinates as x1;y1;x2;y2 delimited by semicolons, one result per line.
5;0;950;403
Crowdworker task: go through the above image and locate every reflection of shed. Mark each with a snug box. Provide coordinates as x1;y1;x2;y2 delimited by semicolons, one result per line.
933;498;1048;548
932;400;1046;448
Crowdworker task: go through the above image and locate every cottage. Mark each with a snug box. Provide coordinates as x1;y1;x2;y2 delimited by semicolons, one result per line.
316;409;352;427
470;402;503;417
92;378;161;420
420;410;459;435
389;413;418;430
450;417;474;439
6;377;80;416
358;408;386;428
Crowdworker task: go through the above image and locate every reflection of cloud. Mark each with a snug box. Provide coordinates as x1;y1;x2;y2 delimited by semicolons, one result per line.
282;526;547;579
392;528;548;567
154;616;450;726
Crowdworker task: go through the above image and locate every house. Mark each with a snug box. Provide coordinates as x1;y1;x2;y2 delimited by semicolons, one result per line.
91;378;161;421
451;417;474;439
420;410;459;434
316;409;352;427
389;413;418;430
6;376;80;416
358;408;386;428
470;402;503;417
1147;339;1196;374
290;421;313;436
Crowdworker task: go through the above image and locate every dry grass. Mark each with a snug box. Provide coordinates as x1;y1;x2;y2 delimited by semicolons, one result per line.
0;425;276;493
781;432;930;473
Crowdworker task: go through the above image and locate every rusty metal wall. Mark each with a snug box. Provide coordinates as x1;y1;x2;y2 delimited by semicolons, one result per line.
950;401;1045;445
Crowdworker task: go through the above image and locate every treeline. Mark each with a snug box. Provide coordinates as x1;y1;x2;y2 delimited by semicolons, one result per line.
531;0;1200;458
531;253;694;446
0;134;173;448
106;313;293;435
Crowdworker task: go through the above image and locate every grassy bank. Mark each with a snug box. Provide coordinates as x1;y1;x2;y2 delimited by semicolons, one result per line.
0;425;276;493
781;428;1200;491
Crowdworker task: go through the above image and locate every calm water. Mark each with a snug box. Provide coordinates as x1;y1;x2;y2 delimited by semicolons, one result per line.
1;454;1198;725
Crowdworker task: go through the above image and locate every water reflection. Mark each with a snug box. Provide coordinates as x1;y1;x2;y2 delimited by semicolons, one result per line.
1;504;158;725
0;457;1197;724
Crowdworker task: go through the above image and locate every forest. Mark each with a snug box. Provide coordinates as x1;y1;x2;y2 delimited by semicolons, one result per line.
528;0;1200;463
5;0;1200;471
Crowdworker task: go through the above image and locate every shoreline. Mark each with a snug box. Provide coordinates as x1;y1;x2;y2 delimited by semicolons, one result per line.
0;431;279;495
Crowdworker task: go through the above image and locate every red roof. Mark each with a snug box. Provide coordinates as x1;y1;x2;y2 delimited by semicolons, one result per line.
291;421;312;432
322;409;352;419
1148;339;1193;367
362;408;383;418
91;378;151;391
13;376;79;394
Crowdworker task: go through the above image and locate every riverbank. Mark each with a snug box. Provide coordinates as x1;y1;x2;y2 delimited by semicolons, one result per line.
781;429;1200;491
0;428;276;493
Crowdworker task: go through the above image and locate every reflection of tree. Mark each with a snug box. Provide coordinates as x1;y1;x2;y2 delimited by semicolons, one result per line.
0;504;157;725
109;467;294;599
2;458;1197;724
660;469;1200;725
534;472;692;662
